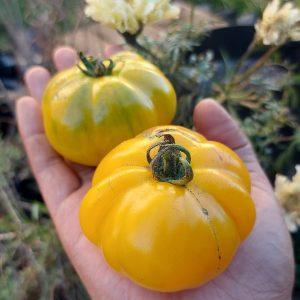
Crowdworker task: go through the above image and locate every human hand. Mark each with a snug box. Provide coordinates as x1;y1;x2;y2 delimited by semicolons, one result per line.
17;46;295;300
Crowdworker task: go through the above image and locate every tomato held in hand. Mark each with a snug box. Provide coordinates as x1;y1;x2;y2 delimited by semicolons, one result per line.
80;125;256;292
42;52;176;166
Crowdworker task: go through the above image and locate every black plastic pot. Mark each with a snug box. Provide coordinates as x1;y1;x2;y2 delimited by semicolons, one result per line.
196;26;256;59
0;101;14;137
0;52;20;136
194;26;300;67
0;52;21;90
15;178;43;203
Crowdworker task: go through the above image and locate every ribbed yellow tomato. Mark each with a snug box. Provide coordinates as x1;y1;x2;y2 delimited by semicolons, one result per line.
42;52;176;166
80;125;256;292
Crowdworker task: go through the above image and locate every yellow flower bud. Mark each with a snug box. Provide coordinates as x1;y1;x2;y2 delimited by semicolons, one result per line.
255;0;300;46
85;0;180;34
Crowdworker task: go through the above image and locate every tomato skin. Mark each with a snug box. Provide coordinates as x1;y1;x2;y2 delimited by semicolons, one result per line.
42;52;176;166
80;125;256;292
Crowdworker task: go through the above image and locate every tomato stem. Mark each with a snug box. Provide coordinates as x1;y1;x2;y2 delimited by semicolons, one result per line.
120;31;159;64
77;52;115;78
147;134;193;186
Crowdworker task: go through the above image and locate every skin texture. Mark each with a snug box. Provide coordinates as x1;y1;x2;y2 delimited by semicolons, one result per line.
17;46;295;300
80;125;256;292
42;51;176;166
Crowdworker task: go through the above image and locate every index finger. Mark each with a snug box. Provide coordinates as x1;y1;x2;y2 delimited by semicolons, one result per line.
53;46;77;71
24;46;77;102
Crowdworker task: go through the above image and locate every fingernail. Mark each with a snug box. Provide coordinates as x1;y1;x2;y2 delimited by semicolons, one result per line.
53;46;77;70
24;67;50;102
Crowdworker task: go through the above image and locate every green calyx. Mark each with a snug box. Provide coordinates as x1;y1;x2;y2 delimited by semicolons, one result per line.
77;52;115;78
147;134;194;186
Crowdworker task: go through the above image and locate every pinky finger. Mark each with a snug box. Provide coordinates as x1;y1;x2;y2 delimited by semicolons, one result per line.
16;96;81;215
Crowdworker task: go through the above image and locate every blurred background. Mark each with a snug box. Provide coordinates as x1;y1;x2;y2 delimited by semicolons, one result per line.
0;0;300;299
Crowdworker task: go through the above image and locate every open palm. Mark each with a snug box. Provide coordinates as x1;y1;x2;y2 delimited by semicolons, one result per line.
17;47;294;300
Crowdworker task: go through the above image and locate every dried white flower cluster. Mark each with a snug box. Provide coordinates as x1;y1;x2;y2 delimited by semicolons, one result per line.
275;166;300;232
85;0;180;34
255;0;300;46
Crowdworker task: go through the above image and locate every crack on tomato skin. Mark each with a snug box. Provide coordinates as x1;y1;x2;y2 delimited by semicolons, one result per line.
202;207;209;216
186;186;222;271
143;128;177;140
145;128;201;144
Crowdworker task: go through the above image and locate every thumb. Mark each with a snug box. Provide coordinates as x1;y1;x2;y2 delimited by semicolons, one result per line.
193;99;266;181
194;99;249;152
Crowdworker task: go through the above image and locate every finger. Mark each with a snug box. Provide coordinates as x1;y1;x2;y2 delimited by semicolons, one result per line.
194;99;250;151
53;46;77;71
193;99;267;181
65;161;94;183
16;96;81;216
104;44;123;57
24;67;50;102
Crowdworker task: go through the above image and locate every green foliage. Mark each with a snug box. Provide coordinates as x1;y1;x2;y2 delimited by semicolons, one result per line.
0;214;89;299
241;99;298;177
0;137;21;184
0;0;83;52
0;138;88;299
0;0;82;30
135;19;300;180
0;0;300;297
139;24;215;127
184;0;267;13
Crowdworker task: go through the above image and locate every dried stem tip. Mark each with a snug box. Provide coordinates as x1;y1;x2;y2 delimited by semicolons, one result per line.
77;52;115;78
147;134;193;186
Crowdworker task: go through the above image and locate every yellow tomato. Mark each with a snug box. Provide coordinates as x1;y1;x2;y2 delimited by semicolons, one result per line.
42;52;176;166
80;125;256;292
